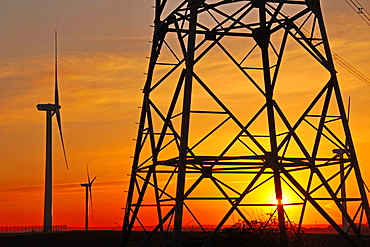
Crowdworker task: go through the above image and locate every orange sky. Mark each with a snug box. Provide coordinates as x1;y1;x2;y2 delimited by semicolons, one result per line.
0;0;369;229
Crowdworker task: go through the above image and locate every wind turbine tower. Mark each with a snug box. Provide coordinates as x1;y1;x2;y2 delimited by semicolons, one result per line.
80;164;97;231
37;31;68;233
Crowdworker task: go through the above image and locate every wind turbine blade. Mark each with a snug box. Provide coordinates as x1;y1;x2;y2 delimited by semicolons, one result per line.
89;185;93;215
90;176;97;185
86;162;91;184
56;109;68;169
54;30;59;106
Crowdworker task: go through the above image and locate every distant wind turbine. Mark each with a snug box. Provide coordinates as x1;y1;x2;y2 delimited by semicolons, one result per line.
36;30;68;233
80;163;97;231
333;97;351;232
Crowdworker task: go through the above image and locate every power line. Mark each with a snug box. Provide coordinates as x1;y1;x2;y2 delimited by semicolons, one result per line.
334;0;370;86
304;29;370;87
331;50;370;87
345;0;370;26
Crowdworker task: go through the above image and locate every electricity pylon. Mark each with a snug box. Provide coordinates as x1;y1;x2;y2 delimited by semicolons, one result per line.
121;1;370;246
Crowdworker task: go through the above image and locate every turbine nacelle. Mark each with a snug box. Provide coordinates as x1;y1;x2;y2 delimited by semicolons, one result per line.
80;176;96;188
36;103;61;112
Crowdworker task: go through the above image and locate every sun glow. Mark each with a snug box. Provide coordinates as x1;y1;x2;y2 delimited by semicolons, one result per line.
269;192;290;208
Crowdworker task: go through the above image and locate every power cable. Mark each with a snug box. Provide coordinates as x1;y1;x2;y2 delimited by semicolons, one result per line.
345;0;370;26
330;50;370;86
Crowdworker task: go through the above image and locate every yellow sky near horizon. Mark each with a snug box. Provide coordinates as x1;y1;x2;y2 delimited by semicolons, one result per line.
0;0;369;228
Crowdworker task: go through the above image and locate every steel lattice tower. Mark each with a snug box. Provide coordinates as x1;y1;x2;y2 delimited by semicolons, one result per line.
121;1;370;246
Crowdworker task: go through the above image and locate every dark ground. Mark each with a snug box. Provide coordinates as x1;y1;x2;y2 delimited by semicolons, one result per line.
0;231;121;247
0;230;369;247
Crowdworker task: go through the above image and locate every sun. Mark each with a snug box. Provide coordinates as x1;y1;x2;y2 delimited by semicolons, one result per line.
269;191;290;207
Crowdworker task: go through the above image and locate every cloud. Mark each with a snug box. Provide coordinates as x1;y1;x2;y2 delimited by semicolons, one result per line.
0;179;130;203
323;202;336;211
0;51;146;129
76;36;151;41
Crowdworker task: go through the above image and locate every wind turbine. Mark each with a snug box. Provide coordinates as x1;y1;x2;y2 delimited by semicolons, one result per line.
80;163;97;231
332;97;351;231
36;31;68;233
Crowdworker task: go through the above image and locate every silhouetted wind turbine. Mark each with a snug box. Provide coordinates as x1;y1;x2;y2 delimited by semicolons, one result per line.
81;163;97;231
36;31;68;233
333;96;351;231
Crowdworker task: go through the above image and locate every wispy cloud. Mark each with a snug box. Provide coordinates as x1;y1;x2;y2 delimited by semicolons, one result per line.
0;179;129;203
76;36;151;41
0;51;146;129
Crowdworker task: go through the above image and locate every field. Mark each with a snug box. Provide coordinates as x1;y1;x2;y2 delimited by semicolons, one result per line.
0;231;120;247
0;230;368;247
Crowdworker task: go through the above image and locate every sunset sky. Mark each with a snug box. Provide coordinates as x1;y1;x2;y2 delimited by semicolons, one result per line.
0;0;369;229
